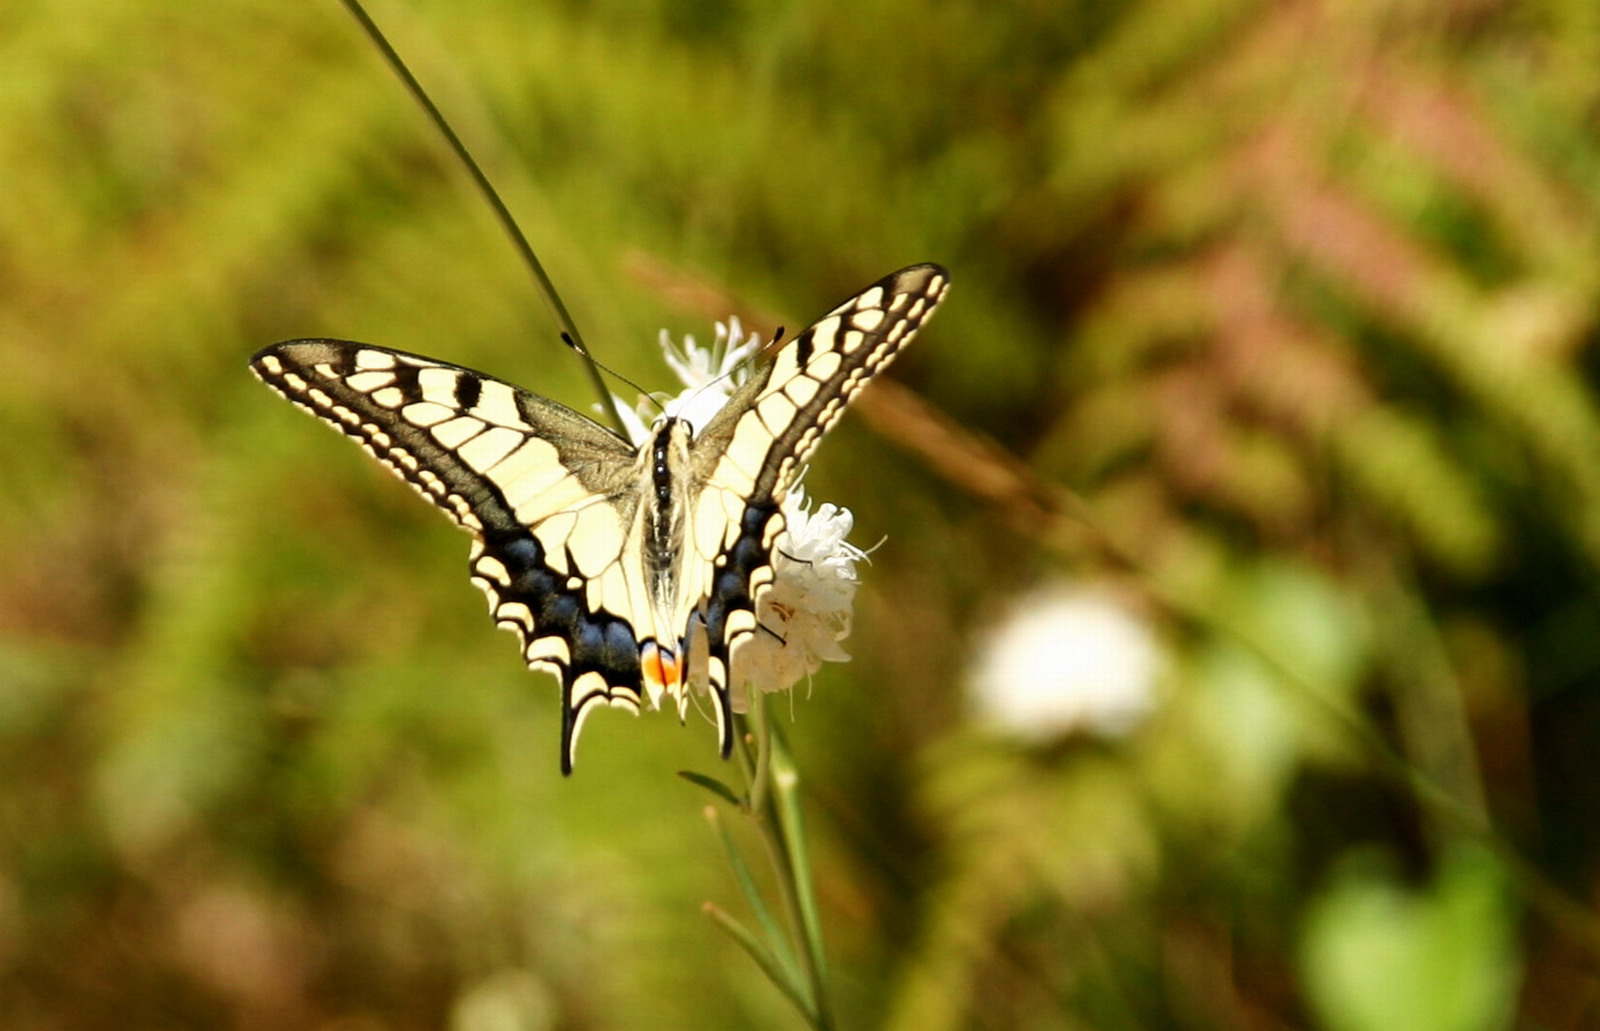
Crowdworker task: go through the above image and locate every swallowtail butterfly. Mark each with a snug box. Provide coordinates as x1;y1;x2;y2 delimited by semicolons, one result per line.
251;264;950;772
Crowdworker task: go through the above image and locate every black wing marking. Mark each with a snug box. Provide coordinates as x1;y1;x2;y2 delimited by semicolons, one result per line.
687;264;951;740
250;340;649;773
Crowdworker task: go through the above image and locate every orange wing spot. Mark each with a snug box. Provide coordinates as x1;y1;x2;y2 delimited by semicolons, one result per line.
641;641;684;698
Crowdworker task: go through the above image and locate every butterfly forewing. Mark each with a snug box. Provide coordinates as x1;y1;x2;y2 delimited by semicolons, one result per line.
695;264;951;497
251;264;949;774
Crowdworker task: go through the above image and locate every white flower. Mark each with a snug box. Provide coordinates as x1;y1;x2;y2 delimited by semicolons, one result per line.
604;319;865;710
728;488;865;711
660;317;762;395
969;583;1161;741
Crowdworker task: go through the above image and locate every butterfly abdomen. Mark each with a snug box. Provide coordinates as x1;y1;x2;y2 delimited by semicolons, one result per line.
636;418;699;714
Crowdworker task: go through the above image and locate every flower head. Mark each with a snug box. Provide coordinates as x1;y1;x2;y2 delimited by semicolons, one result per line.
728;488;865;710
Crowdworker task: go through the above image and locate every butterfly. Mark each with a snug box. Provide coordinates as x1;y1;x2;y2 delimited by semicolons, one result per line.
251;263;950;773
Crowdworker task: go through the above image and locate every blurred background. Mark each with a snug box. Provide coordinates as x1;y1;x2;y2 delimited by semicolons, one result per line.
4;0;1600;1027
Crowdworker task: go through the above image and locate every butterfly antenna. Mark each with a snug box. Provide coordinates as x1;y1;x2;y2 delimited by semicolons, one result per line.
337;0;631;440
560;332;665;418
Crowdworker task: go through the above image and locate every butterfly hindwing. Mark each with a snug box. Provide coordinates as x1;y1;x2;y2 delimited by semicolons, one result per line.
250;340;653;773
474;527;649;775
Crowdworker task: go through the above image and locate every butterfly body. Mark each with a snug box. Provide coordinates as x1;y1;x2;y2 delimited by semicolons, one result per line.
252;264;949;772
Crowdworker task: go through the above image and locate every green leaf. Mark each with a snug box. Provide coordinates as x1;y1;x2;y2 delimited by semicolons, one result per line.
703;902;820;1029
704;804;801;982
677;769;744;807
1300;845;1519;1031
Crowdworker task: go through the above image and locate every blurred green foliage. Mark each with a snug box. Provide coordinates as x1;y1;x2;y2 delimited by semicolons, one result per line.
3;0;1600;1027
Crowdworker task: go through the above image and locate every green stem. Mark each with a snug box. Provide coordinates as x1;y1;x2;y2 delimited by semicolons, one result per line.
748;687;774;817
768;729;835;1030
336;0;629;439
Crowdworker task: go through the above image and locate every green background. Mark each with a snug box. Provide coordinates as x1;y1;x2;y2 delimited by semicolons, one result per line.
3;0;1598;1027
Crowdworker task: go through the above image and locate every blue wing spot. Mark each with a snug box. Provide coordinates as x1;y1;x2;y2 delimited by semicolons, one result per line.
602;621;637;667
487;528;642;683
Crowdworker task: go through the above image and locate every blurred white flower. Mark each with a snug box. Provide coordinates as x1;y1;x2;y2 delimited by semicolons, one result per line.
607;319;863;711
969;584;1161;741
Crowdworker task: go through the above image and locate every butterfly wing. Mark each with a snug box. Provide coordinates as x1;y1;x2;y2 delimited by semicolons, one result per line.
684;263;951;733
250;340;651;773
